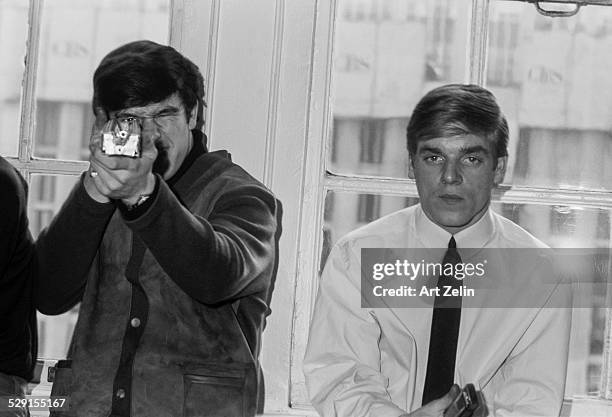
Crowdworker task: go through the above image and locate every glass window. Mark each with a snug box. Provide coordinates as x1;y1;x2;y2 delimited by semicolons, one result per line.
488;1;612;190
32;0;171;161
34;101;95;160
358;119;385;164
28;174;80;238
328;0;471;178
0;0;29;157
356;193;381;222
28;173;79;365
304;2;612;404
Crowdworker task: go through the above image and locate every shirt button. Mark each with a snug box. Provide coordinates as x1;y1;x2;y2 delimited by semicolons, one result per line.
130;318;141;328
116;388;126;399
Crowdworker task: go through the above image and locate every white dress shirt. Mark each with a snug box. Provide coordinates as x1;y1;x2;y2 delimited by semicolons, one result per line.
303;204;571;417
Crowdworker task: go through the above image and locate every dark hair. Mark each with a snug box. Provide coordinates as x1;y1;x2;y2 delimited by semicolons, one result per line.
406;84;508;159
93;40;205;130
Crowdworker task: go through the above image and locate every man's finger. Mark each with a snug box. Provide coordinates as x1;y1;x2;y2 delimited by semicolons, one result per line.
92;148;138;171
439;384;460;408
90;130;104;153
89;160;122;190
87;166;112;198
138;118;161;156
139;124;155;149
141;141;159;164
421;384;460;415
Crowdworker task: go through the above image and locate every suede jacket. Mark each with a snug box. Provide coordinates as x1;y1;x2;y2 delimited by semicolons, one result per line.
36;149;279;417
0;156;36;382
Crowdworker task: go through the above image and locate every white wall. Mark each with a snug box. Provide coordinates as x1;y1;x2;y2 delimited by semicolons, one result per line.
175;1;319;414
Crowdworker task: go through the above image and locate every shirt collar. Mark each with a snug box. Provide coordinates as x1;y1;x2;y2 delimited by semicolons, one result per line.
414;204;495;249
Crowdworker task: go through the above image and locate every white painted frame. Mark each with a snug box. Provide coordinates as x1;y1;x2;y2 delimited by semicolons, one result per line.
11;0;181;178
10;0;89;182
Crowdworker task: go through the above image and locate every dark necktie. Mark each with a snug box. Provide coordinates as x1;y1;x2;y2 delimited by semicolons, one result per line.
422;236;462;405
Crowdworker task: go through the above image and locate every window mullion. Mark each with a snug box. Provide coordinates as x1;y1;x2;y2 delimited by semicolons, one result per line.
467;0;490;85
168;0;184;48
11;159;88;176
324;174;612;209
601;211;612;400
18;0;43;166
324;173;419;197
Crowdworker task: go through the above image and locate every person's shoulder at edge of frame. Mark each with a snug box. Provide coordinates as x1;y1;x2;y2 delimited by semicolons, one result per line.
333;204;420;256
0;155;27;198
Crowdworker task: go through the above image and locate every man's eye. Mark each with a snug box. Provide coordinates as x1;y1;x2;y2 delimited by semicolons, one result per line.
150;113;177;124
424;155;443;164
463;156;482;165
118;117;138;124
156;110;179;119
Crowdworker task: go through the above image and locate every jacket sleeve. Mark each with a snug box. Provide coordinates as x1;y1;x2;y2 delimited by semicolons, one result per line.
303;241;407;417
486;282;571;417
123;174;278;305
36;175;116;315
0;167;34;317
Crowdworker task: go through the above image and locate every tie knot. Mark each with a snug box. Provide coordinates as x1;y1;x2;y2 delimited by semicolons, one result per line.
448;236;456;249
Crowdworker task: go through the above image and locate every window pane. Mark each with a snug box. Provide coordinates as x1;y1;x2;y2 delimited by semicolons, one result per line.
321;190;611;396
28;174;81;366
28;174;79;239
489;1;612;190
36;307;79;361
328;0;470;177
490;202;608;396
0;1;29;157
33;0;171;160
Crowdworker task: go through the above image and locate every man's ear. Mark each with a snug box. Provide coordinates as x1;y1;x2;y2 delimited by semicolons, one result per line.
493;156;507;186
408;154;416;179
188;105;198;130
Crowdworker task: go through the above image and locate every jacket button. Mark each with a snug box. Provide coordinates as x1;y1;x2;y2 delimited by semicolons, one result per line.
116;388;126;399
130;318;141;328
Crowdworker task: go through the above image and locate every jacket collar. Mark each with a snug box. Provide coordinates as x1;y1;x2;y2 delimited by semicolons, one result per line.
167;130;207;187
169;135;232;197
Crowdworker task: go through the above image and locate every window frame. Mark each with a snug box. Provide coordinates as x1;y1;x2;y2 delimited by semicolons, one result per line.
9;0;220;174
8;0;186;180
290;0;612;410
8;0;612;413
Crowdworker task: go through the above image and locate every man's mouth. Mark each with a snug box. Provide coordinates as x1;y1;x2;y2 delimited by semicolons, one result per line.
439;194;464;204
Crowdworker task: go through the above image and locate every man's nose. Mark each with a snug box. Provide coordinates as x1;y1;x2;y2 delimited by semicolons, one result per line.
441;161;462;185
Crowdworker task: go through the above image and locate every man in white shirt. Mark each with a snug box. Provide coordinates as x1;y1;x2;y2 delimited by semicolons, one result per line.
303;84;571;417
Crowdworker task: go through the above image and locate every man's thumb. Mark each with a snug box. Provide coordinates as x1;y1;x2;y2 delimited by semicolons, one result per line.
434;384;461;411
93;106;109;130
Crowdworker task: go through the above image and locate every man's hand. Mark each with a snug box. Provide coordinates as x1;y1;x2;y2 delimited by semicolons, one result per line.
399;385;460;417
83;106;111;203
85;106;158;205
